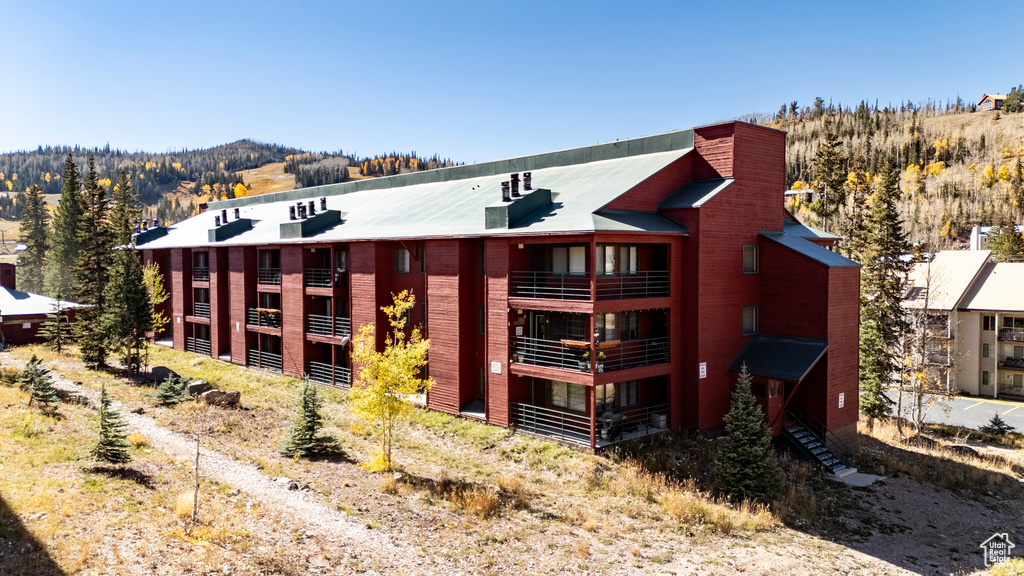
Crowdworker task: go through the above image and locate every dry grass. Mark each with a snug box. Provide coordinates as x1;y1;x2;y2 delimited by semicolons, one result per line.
238;162;295;196
993;557;1024;576
174;492;195;518
127;432;149;448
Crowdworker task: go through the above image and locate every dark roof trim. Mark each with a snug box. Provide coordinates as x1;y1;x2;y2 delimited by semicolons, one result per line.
728;335;829;382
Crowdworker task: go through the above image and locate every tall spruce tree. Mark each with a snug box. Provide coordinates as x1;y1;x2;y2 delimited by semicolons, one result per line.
38;294;73;354
987;217;1024;262
44;154;84;297
809;130;846;232
859;155;911;418
101;248;152;374
713;364;782;501
18;184;49;294
91;383;132;464
74;154;114;367
109;170;141;247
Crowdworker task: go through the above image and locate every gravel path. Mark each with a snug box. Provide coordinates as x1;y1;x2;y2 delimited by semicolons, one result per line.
8;357;457;575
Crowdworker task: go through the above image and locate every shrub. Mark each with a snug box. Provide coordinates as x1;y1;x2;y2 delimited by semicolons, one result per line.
154;375;191;406
981;413;1016;436
127;432;149;448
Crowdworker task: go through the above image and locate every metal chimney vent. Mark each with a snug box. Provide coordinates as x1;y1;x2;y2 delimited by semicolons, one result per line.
523;172;532;190
221;209;228;222
289;206;296;220
320;197;327;211
510;173;520;197
501;181;511;202
214;215;221;226
234;208;240;219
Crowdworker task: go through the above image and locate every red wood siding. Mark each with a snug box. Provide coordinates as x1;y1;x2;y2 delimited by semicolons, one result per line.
484;239;510;426
281;245;305;377
348;242;377;384
170;248;186;350
602;154;693;212
425;239;462;413
827;266;860;436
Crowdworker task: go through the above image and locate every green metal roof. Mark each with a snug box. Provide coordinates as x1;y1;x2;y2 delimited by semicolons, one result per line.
728;335;829;382
760;231;860;268
658;178;733;210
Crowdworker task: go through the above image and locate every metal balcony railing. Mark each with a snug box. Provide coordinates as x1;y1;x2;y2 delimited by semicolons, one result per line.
511;403;592;446
304;268;332;288
185;337;211;356
247;308;282;328
595;271;670;300
510;272;591;300
258;267;281;285
598;337;670;372
513;337;589;371
926;352;952;367
246;349;282;373
308;361;352;389
192;266;210;282
193;302;210;318
999;328;1024;342
999;356;1024;371
306;315;351;339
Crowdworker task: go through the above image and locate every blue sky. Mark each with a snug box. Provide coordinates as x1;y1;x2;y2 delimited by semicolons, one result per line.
0;1;1018;163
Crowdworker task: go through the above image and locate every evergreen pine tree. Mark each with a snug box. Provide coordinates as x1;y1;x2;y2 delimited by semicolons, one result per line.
38;294;73;354
101;248;153;374
154;375;190;406
987;217;1024;262
809;130;846;232
91;384;132;464
45;154;84;297
980;413;1016;435
73;154;114;367
714;364;782;501
280;379;339;457
20;355;58;412
109;170;141;247
17;184;49;294
858;317;892;420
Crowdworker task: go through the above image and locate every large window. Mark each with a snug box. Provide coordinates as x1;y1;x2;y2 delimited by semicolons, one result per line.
550;380;586;413
595;313;617;341
395;248;410;274
742;245;759;274
552;246;586;275
596;244;638;276
595;383;615;414
983;315;995;331
620;380;639;407
742;306;759;335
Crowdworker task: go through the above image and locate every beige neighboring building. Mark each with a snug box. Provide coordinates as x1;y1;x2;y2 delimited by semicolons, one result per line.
906;250;1024;398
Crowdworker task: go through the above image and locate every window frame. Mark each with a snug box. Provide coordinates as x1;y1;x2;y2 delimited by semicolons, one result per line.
742;306;759;335
742;244;759;274
395;248;410;274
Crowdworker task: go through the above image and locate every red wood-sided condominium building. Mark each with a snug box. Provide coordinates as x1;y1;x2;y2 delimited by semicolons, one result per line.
137;121;860;453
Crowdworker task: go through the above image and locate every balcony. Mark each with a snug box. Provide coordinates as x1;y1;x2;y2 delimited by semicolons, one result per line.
193;302;210;318
510;272;590;300
512;336;670;373
185;337;211;356
595;271;670;300
511;402;670;448
999;328;1024;342
306;315;351;339
926;352;952;367
304;268;332;288
247;349;282;373
258;267;281;286
999;356;1024;371
308;361;352;389
513;337;588;371
247;308;282;329
599;337;670;372
193;266;210;282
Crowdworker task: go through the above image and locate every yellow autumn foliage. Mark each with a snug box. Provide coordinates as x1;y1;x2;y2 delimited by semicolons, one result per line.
981;165;997;187
791;180;804;190
997;166;1010;181
925;161;945;177
234;183;248;198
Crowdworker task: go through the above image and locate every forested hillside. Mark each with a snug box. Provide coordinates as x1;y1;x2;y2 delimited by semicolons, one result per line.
759;88;1024;249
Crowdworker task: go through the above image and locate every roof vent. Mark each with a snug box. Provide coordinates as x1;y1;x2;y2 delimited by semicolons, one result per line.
134;219;141;233
221;209;228;222
510;173;520;198
308;200;316;216
523;172;532;190
501;181;511;202
289;206;296;220
140;220;148;232
320;197;327;211
298;203;307;219
234;207;240;219
152;219;159;228
214;215;221;227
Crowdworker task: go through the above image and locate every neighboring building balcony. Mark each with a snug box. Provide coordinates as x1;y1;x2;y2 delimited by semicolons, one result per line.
304;268;332;288
510;402;670;448
185;337;211;356
247;349;282;373
999;328;1024;342
509;271;670;301
306;315;351;340
193;302;210;319
308;361;351;389
193;266;210;282
258;267;281;286
511;336;670;373
926;352;952;367
999;356;1024;372
247;308;282;329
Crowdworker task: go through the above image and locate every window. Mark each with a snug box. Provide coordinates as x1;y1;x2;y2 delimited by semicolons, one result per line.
982;371;991;387
983;315;995;331
597;244;638;275
595;384;615;414
595;313;617;341
395;248;410;274
479;245;485;276
742;306;758;335
983;343;991;358
479;305;485;334
550;381;586;413
552;246;586;275
419;247;426;273
742;245;759;274
334;249;347;272
421;302;427;330
620;380;639;407
619;311;640;341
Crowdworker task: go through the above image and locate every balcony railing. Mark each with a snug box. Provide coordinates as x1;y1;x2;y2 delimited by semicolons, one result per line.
513;337;588;371
511;403;592;446
246;349;282;373
258;267;281;286
510;272;590;300
598;403;671;443
193;302;210;318
999;328;1024;342
926;352;952;367
247;308;282;329
999;356;1024;371
599;337;670;372
306;315;351;339
185;337;211;356
304;268;332;288
596;271;670;300
193;266;210;282
308;361;352;389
